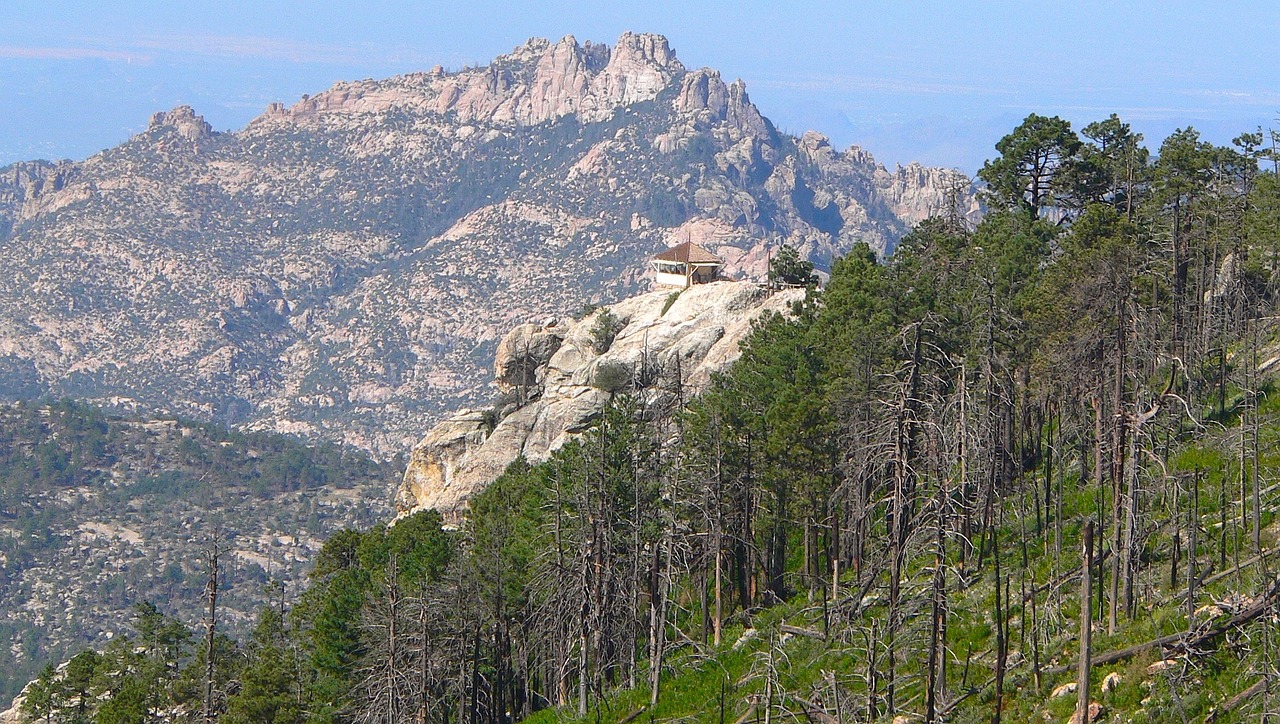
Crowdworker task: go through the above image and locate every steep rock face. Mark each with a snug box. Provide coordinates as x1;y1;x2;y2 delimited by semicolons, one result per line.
0;160;69;239
494;322;565;390
878;160;982;228
0;692;21;723
397;281;805;515
0;32;971;455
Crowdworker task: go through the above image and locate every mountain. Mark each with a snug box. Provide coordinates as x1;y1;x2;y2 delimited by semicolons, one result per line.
0;33;973;455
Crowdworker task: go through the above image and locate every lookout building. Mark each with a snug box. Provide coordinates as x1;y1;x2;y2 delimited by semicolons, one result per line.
650;242;722;288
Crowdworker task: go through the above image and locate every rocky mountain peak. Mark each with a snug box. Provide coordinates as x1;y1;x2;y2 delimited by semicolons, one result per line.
674;69;726;115
798;130;838;164
252;32;686;130
147;105;215;142
602;32;682;90
501;31;683;123
725;78;768;139
670;69;770;145
506;36;554;60
0;160;67;240
613;32;679;69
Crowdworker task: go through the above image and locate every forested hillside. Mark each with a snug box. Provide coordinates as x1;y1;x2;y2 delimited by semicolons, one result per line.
17;114;1280;722
0;401;396;708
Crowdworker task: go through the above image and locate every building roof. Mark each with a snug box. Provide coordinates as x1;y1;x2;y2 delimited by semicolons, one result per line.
651;241;722;265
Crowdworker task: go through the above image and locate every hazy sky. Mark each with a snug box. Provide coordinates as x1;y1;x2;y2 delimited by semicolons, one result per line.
2;1;1277;172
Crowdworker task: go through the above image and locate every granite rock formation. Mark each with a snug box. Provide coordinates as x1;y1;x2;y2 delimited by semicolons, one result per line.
397;280;805;515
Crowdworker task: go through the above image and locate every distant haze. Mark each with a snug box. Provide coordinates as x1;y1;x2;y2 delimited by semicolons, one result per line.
2;1;1277;173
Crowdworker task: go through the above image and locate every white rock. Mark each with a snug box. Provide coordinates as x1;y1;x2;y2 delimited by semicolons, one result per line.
1051;682;1078;698
1147;659;1179;674
1101;671;1122;692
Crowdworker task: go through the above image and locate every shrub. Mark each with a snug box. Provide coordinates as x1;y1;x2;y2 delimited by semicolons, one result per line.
661;290;681;316
589;309;625;354
591;361;632;392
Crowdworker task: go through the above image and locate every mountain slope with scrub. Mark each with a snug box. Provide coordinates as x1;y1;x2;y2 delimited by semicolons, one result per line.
0;33;971;457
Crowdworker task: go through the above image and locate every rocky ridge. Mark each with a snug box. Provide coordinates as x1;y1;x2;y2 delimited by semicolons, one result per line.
0;33;975;455
397;280;805;515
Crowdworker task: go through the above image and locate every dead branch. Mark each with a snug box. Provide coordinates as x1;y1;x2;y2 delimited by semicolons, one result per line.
779;623;824;640
1206;677;1267;722
1044;576;1280;676
618;705;648;723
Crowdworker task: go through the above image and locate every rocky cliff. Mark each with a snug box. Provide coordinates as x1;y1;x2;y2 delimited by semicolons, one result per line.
0;33;974;455
397;280;805;515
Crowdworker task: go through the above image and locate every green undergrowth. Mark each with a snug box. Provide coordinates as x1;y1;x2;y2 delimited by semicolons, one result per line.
529;555;1276;723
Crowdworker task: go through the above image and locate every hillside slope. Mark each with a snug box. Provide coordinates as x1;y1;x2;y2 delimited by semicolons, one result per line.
0;401;396;705
10;109;1280;722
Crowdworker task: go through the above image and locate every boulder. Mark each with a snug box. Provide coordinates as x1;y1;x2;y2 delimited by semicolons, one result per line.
1067;702;1104;724
1101;671;1123;693
1051;682;1078;698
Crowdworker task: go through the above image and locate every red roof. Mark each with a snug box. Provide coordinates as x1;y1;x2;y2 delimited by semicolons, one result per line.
651;241;721;265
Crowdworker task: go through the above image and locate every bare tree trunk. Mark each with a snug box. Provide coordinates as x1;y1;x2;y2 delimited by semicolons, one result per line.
578;598;588;715
648;535;670;708
1030;573;1041;690
713;422;724;649
203;530;220;724
993;527;1007;724
1110;361;1125;634
418;584;433;724
1251;320;1262;555
1122;429;1140;620
1220;479;1228;571
714;526;723;647
829;507;840;606
867;622;880;721
1188;472;1199;629
386;558;401;724
469;625;481;724
1078;520;1094;723
959;360;971;570
927;479;946;723
888;522;901;716
1093;399;1107;628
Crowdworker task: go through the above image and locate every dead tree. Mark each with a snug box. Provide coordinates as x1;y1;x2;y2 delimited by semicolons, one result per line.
203;529;221;724
1077;520;1094;724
